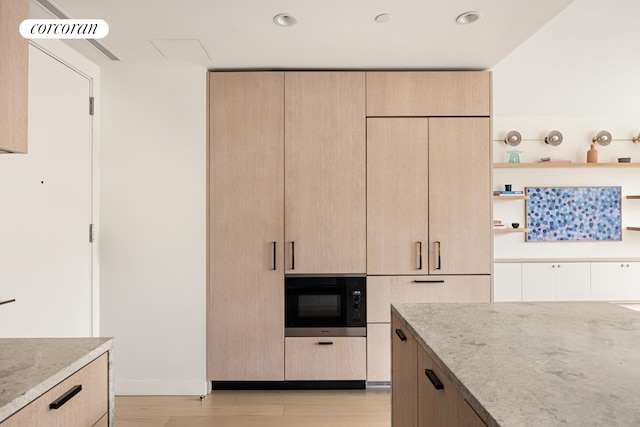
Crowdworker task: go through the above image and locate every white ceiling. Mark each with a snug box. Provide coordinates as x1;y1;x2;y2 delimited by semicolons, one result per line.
30;0;575;70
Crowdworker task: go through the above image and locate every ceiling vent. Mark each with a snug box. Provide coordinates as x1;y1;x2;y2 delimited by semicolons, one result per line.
33;0;120;61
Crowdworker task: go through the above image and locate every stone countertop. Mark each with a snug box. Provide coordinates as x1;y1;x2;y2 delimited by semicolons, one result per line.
0;337;113;421
392;302;640;427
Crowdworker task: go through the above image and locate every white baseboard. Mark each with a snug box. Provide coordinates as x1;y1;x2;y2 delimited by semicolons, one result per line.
115;379;209;396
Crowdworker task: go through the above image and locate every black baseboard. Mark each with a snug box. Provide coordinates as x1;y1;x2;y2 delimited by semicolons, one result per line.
212;380;366;390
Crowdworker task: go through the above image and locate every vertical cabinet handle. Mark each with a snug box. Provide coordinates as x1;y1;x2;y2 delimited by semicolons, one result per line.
290;241;295;270
424;369;444;390
272;242;277;271
395;328;407;341
417;241;423;270
49;385;83;409
435;241;442;270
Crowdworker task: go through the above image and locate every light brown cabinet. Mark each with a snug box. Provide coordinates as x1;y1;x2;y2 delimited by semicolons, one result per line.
392;313;486;427
284;72;366;274
367;117;491;275
0;0;28;153
1;353;108;427
417;345;486;427
428;118;492;275
208;72;285;381
366;71;491;117
367;118;429;275
391;314;418;427
285;337;366;381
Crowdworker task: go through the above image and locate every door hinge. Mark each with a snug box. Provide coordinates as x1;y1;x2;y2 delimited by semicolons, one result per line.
89;224;94;243
89;97;94;116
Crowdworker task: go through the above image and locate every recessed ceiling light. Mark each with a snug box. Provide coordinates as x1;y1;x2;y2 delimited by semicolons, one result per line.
375;14;393;24
456;11;482;24
274;13;297;27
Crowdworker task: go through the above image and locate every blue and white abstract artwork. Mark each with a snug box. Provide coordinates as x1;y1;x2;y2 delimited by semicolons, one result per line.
526;187;622;242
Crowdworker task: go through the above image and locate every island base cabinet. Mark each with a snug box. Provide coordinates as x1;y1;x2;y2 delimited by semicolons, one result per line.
285;337;366;381
1;353;108;427
391;314;417;427
417;346;486;427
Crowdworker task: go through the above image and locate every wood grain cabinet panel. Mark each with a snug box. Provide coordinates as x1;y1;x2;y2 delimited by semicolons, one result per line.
368;275;491;324
284;72;366;274
208;72;285;381
391;314;418;427
417;346;485;427
1;353;108;427
0;0;28;153
428;118;492;275
367;118;429;275
366;323;391;382
366;72;491;117
285;337;366;381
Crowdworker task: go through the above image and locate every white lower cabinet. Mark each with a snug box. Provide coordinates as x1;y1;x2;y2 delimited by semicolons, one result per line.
520;263;590;301
496;261;640;303
493;263;522;301
591;262;640;301
285;337;366;381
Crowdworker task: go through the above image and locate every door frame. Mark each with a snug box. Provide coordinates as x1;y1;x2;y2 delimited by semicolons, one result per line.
30;39;101;335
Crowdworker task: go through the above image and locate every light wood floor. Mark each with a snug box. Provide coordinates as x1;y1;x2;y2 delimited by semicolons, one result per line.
114;389;391;427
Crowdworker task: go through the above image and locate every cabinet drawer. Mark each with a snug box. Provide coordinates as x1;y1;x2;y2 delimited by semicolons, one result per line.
368;276;491;323
285;337;366;381
417;345;486;427
2;353;108;427
366;72;491;117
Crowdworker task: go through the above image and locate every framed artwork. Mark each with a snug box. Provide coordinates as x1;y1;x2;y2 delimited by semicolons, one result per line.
526;187;622;242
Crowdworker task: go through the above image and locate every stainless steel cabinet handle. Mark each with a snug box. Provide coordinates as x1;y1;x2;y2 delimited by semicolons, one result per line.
0;299;16;306
418;241;423;270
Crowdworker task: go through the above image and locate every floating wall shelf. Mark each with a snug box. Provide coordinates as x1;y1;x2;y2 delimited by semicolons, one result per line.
494;163;640;169
494;228;530;233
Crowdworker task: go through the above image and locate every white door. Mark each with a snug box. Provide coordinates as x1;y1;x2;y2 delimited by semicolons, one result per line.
0;45;93;337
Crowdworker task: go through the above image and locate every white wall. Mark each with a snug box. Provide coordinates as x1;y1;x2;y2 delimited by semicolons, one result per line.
99;62;207;395
491;0;640;260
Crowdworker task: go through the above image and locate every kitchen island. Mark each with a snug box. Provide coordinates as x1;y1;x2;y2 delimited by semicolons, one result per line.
0;337;113;426
391;302;640;426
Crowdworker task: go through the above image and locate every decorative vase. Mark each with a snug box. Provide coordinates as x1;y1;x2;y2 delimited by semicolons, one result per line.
587;143;598;163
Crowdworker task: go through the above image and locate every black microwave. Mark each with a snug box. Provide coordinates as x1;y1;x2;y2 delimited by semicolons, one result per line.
285;276;366;337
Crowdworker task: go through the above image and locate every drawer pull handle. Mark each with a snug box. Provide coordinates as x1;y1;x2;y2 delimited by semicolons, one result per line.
272;241;277;271
49;385;82;409
0;299;16;305
414;280;445;284
317;341;333;345
395;329;407;341
424;369;444;390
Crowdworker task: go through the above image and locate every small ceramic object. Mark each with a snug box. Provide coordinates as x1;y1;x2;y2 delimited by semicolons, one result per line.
587;143;598;163
507;150;522;163
505;184;512;191
512;223;520;229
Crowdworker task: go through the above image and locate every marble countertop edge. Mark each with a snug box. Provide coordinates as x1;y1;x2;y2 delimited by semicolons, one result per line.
0;338;113;422
391;303;500;427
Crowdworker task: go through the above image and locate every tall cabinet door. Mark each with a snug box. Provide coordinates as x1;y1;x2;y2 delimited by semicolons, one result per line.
367;118;429;275
428;118;491;275
208;72;285;381
284;72;366;274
